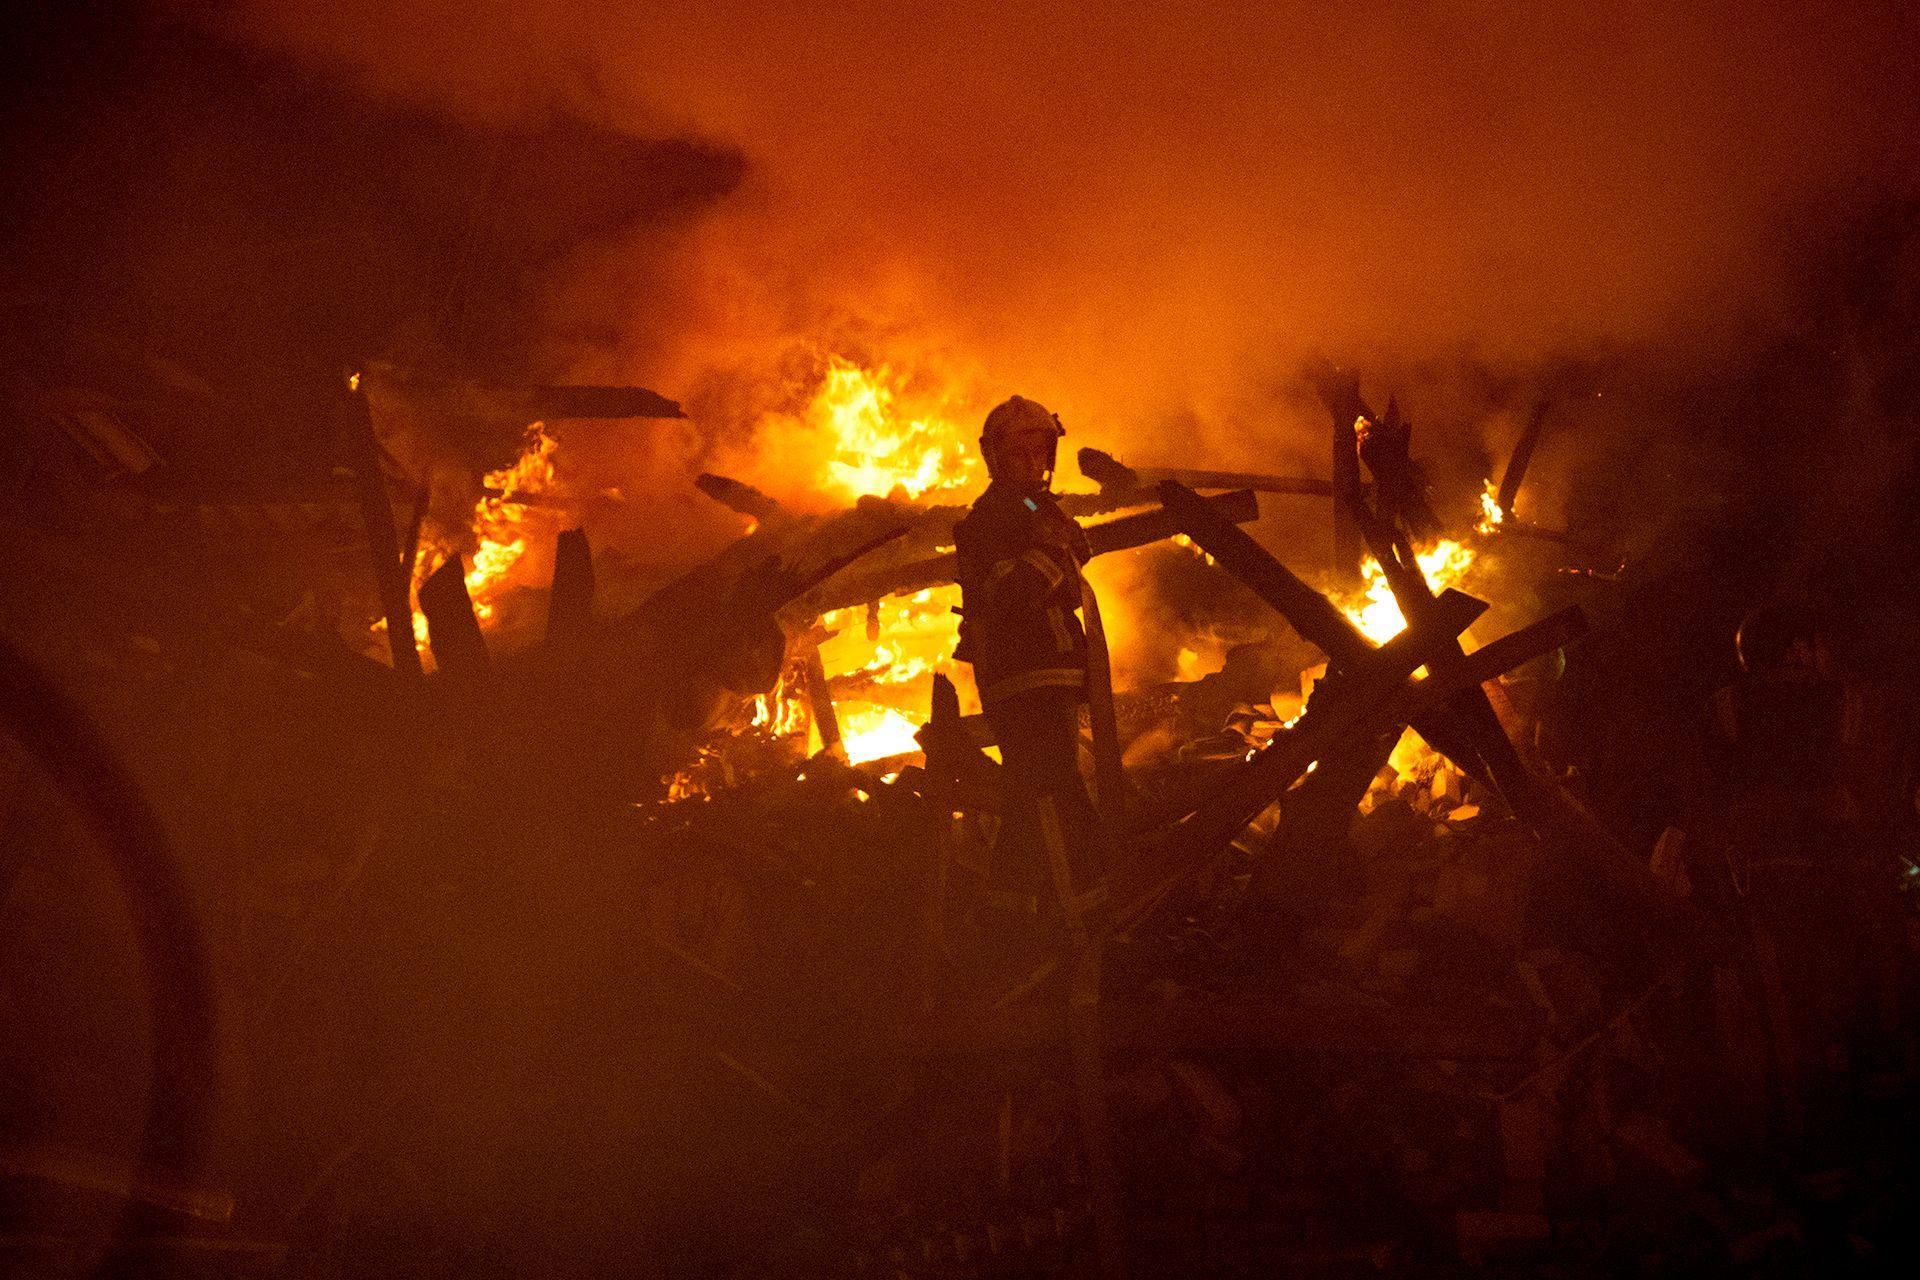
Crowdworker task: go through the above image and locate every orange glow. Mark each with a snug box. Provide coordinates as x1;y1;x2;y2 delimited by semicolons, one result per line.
372;424;560;665
820;360;972;501
463;424;558;623
769;356;984;765
836;703;924;764
733;355;983;510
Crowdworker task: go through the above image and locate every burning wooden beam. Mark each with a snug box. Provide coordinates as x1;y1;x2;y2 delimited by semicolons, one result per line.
1149;587;1489;871
1356;395;1442;542
694;472;789;524
1496;397;1552;518
805;489;1260;614
1076;447;1334;501
342;386;423;678
1109;597;1590;940
1157;479;1498;787
800;641;846;761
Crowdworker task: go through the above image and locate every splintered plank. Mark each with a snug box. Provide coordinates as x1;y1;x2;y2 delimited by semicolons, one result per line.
1157;480;1369;663
419;554;490;676
1132;588;1488;889
1497;397;1552;517
1101;600;1589;953
1160;478;1497;788
800;641;845;761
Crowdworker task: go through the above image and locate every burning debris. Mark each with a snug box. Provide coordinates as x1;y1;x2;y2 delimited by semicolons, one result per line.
4;334;1917;1280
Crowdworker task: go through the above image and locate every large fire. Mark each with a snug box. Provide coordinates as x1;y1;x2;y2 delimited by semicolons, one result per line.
812;358;980;504
373;423;560;663
381;352;1498;785
784;361;981;763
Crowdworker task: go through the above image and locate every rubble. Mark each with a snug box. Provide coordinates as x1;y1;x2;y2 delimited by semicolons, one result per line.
5;345;1917;1280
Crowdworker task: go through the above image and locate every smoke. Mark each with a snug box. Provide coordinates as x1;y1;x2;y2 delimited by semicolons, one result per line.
189;2;1917;436
27;2;1912;656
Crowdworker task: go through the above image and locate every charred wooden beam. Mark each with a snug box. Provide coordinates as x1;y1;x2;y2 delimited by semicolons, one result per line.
1150;587;1488;874
1495;517;1578;546
1307;361;1369;587
694;473;788;524
1157;480;1370;665
1159;479;1498;787
1496;397;1552;517
398;480;431;580
1110;598;1586;937
1085;489;1260;555
545;527;594;653
809;490;1259;613
1357;395;1443;542
343;388;423;678
419;554;489;676
800;641;846;761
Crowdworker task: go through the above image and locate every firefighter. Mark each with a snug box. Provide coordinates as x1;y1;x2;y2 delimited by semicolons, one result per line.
1710;602;1898;1141
954;395;1109;942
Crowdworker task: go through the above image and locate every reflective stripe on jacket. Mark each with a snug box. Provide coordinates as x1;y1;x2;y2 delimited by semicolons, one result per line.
953;483;1090;708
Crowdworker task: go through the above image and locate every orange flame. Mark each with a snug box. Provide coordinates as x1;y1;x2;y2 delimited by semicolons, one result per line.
835;704;925;764
1476;478;1506;534
1336;540;1477;645
822;360;975;500
1330;538;1482;781
785;359;982;763
374;424;561;664
463;424;559;623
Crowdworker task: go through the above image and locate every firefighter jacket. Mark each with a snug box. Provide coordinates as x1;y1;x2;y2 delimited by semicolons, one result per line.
953;482;1091;709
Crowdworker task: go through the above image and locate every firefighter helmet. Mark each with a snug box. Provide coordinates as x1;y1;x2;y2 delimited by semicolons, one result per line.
1735;601;1824;674
979;395;1065;484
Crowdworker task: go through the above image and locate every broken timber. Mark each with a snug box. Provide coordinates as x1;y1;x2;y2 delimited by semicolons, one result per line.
808;489;1260;614
342;386;423;677
988;589;1575;1011
545;527;594;654
1161;477;1701;935
1077;447;1334;502
419;553;489;676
